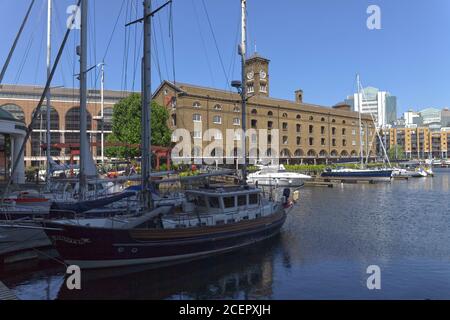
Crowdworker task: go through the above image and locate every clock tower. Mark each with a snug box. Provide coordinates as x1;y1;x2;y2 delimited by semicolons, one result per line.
245;53;270;97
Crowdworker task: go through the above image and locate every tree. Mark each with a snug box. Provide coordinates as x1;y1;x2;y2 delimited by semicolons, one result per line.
106;94;172;159
388;144;406;161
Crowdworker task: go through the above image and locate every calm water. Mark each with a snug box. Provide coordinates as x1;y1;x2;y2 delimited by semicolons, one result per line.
3;169;450;300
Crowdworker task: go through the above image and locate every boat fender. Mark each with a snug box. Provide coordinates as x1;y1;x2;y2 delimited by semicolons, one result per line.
282;188;290;204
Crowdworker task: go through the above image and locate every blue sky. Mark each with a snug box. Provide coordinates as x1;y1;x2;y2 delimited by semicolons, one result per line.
1;0;450;115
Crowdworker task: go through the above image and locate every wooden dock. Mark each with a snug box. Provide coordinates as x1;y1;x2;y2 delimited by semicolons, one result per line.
0;281;18;300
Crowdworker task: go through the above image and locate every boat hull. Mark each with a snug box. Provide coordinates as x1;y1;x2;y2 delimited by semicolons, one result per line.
247;177;305;187
321;170;393;182
43;209;287;269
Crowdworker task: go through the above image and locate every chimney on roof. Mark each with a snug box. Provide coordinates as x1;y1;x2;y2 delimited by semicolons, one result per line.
295;89;303;103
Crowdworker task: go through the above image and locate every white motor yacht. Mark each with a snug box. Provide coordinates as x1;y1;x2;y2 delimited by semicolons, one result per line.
247;164;311;187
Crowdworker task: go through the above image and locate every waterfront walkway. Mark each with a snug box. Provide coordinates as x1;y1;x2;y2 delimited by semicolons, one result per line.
0;281;18;300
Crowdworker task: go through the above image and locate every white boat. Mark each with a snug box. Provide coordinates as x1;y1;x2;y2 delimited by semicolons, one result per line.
392;168;416;178
247;164;311;187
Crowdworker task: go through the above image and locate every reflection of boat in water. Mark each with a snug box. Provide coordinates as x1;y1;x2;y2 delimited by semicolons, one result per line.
247;164;311;187
55;238;279;300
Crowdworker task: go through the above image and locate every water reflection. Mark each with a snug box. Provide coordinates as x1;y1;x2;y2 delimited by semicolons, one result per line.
6;169;450;299
56;238;283;300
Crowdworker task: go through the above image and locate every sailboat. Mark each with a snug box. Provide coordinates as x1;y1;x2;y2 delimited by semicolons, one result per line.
42;0;291;270
321;75;393;182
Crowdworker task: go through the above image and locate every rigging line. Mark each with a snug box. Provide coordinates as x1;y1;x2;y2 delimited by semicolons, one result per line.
191;0;215;88
33;16;46;85
200;0;230;90
151;19;163;84
53;0;73;87
157;10;170;80
227;12;241;88
131;0;139;91
102;0;126;62
169;0;176;84
13;0;45;86
120;0;131;94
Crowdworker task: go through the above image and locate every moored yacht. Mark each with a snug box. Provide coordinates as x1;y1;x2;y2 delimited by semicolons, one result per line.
247;164;311;187
321;167;393;182
43;185;290;269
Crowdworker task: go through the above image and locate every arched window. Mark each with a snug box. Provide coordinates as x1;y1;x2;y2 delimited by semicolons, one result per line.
31;106;60;157
0;104;25;121
296;114;301;120
251;109;257;115
193;102;201;108
331;150;338;157
214;104;222;111
319;150;328;157
309;116;314;121
281;149;291;157
321;117;325;122
307;149;316;157
65;106;92;131
294;149;304;157
268;111;273;117
65;107;92;153
233;106;240;113
282;113;288;118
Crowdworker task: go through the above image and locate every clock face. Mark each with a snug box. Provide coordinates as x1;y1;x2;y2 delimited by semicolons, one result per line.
247;71;254;80
260;70;267;79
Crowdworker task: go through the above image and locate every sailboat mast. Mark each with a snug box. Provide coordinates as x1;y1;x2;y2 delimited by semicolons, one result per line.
142;0;152;209
79;0;88;200
100;62;105;165
357;74;364;168
46;0;52;182
240;0;247;183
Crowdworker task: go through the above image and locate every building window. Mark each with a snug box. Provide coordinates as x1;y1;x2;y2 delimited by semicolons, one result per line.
332;139;336;147
268;121;273;129
321;138;326;146
309;116;314;121
309;125;314;134
297;136;301;145
282;122;288;131
214;132;223;140
332;127;336;135
193;131;202;139
247;86;254;94
251;109;258;115
251;119;257;129
1;104;25;121
268;111;273;117
268;134;272;143
296;124;301;133
233;118;240;126
321;126;325;135
352;129;356;135
171;114;177;126
282;113;288;118
296;114;301;120
321;117;325;122
343;120;346;124
233;106;240;113
309;137;314;146
260;85;267;93
214;104;222;111
343;139;347;147
193;102;201;108
282;136;288;145
342;128;346;135
213;115;222;124
352;140;356;146
193;114;202;122
332;119;336;123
